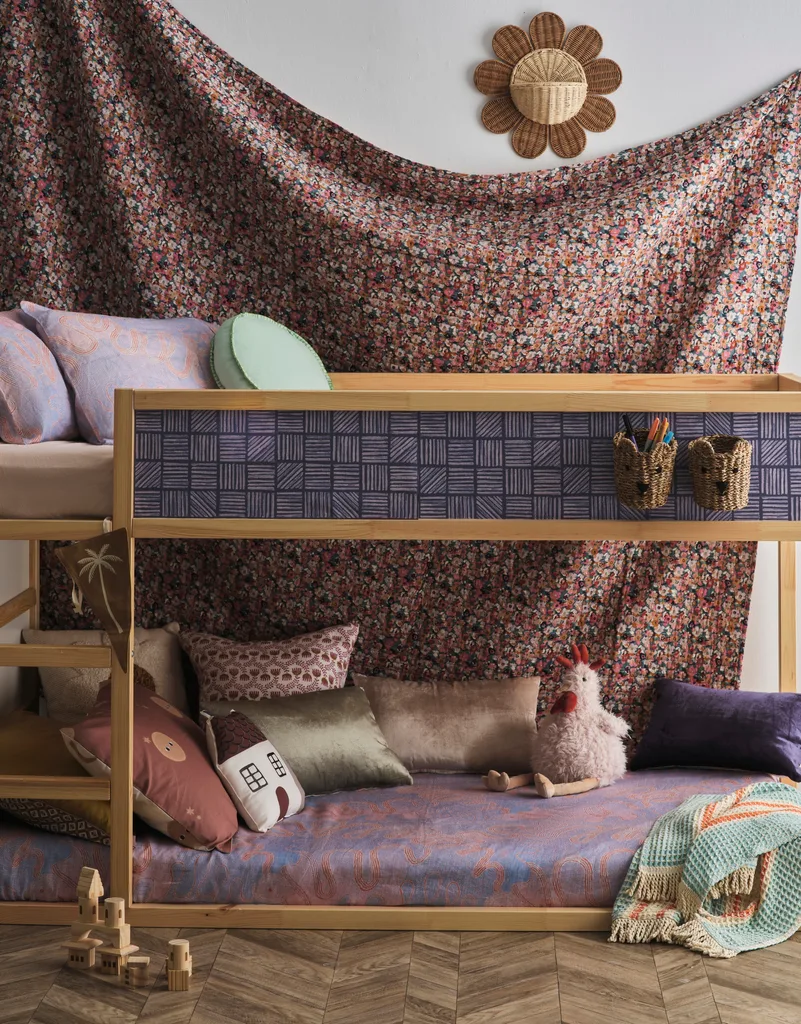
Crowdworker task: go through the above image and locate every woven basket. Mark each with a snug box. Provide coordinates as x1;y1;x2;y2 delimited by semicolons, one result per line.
613;429;677;510
688;435;752;511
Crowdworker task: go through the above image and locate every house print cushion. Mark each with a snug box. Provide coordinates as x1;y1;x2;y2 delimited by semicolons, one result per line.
62;681;238;851
0;309;77;443
180;623;359;703
204;710;304;832
21;302;214;444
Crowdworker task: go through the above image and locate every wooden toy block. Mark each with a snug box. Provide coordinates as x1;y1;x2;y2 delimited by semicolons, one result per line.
123;956;150;987
167;938;192;976
167;968;190;992
76;895;101;926
76;866;104;900
63;937;102;969
103;896;127;928
95;923;131;949
96;944;139;975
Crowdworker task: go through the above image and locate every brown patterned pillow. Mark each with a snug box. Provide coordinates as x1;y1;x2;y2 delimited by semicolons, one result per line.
180;624;359;704
62;681;238;852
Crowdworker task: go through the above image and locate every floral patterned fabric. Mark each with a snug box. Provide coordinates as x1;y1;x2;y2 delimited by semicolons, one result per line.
3;2;800;741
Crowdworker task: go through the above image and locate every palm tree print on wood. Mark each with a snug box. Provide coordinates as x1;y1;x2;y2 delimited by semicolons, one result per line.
56;528;132;670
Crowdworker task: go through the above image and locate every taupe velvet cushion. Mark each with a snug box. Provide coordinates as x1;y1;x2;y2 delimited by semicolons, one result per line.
203;687;412;795
352;674;540;775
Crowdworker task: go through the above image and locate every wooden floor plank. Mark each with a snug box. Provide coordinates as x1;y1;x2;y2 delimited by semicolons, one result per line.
192;928;341;1024
457;931;560;1024
652;945;721;1024
138;927;224;1024
403;932;459;1024
704;940;801;1024
1;923;799;1022
556;933;668;1024
324;931;412;1024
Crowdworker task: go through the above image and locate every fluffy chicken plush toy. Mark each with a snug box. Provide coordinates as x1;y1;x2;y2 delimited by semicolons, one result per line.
484;644;629;798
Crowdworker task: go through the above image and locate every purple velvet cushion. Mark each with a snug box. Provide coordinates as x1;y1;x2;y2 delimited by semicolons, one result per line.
21;302;215;444
0;310;77;443
631;677;801;781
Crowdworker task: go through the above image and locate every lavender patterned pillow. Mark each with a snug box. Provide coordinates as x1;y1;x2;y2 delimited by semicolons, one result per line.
0;310;77;443
21;302;215;444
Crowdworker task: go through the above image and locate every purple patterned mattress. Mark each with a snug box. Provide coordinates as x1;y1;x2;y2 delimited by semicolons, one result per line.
0;769;767;907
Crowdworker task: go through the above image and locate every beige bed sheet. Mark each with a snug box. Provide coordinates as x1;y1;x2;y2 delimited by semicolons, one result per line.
0;441;113;519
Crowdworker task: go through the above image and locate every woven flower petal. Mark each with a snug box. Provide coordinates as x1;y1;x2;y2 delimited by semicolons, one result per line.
563;25;603;64
584;58;622;95
576;95;616;132
481;96;524;134
550;118;587;158
529;12;565;50
492;25;532;65
474;60;512;96
512;121;548;159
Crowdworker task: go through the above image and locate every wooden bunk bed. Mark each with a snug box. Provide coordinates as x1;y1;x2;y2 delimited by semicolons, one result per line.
0;371;800;930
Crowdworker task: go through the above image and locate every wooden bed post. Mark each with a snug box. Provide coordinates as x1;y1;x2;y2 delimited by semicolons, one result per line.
110;390;135;904
28;541;39;629
779;541;797;693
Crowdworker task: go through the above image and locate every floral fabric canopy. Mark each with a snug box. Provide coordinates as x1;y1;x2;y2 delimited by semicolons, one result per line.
2;1;800;738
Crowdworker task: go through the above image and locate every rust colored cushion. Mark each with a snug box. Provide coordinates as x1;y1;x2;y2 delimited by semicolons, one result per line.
0;710;111;844
61;681;238;851
180;624;359;703
353;674;540;775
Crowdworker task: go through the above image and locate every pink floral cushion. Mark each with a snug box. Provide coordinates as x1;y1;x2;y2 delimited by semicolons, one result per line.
180;624;360;703
21;302;215;444
0;310;77;443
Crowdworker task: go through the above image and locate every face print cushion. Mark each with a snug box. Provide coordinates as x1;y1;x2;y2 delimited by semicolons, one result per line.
203;711;304;832
62;681;238;852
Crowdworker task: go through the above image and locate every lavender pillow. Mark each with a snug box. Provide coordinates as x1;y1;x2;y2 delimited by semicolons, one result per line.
0;310;77;443
21;302;215;444
631;677;801;781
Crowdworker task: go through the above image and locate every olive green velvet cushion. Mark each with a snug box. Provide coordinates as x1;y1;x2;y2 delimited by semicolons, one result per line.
210;312;332;390
203;688;412;795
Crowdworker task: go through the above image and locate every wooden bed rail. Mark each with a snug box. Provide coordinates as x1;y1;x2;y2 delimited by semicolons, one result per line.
0;644;112;668
0;776;110;801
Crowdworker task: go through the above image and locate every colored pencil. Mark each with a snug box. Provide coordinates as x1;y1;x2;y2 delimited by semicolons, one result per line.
643;417;660;452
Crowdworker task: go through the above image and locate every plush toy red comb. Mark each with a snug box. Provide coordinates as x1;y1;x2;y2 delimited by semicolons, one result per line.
555;643;603;672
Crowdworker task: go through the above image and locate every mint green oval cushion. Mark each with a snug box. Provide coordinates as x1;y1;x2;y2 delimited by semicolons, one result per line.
211;313;332;390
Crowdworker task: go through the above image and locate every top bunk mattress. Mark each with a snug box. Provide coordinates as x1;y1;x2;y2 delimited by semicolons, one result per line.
0;768;769;907
0;441;112;519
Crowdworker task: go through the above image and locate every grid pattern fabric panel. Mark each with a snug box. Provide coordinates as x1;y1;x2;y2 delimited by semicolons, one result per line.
133;410;801;521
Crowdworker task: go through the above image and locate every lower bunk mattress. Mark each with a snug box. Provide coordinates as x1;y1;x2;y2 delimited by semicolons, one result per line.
0;768;767;907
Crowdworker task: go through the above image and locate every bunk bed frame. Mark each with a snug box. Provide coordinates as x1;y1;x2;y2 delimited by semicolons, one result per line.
1;372;800;931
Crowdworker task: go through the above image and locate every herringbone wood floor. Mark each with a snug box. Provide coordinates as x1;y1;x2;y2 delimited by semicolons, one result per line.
1;924;799;1024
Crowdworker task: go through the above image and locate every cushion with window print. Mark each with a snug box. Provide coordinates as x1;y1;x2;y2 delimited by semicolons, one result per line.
203;710;305;832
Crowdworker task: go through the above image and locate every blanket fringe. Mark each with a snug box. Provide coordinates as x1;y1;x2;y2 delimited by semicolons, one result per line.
628;866;682;903
709;866;755;899
609;913;677;946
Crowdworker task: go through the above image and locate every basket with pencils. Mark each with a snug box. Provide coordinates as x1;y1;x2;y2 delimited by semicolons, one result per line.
613;428;677;510
688;435;752;511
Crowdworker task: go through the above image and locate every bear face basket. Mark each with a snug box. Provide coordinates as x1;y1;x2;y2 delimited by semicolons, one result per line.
688;434;752;511
613;429;677;510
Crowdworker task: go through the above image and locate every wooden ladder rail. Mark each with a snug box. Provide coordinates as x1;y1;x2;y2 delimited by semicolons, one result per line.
110;388;136;906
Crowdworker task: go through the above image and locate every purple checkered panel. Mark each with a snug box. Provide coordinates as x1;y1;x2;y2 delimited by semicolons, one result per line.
133;410;801;521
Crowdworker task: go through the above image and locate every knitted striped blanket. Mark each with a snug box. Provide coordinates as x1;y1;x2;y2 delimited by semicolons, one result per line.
610;781;801;957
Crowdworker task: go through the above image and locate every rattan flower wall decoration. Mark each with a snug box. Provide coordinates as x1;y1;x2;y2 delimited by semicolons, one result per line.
475;12;622;159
